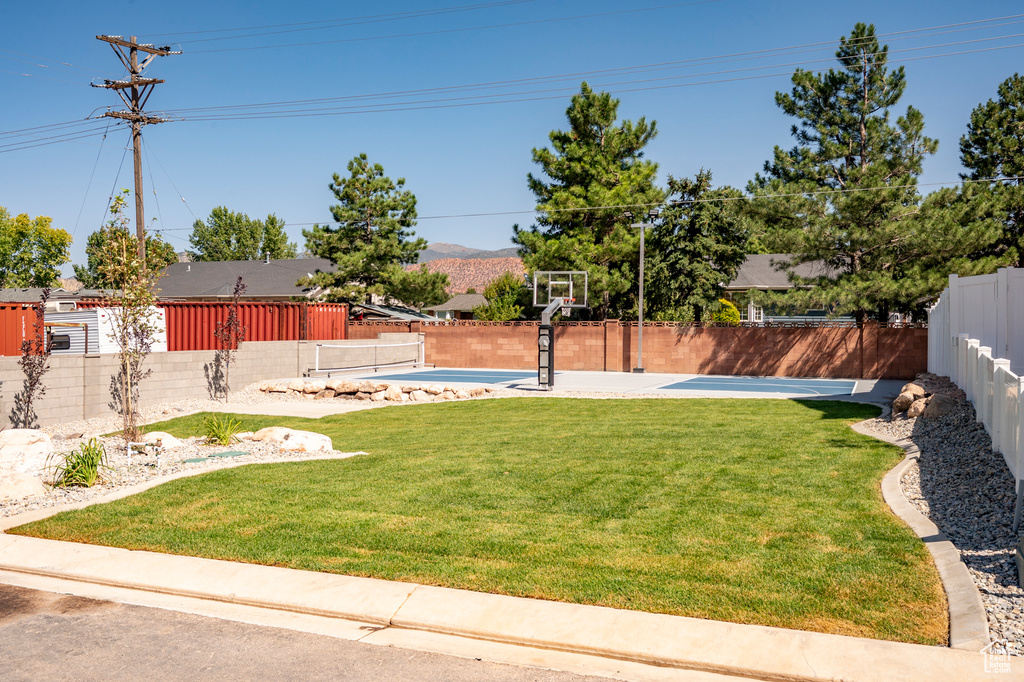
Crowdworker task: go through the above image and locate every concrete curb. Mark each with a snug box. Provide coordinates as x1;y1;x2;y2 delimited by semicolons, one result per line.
849;417;990;652
0;533;990;682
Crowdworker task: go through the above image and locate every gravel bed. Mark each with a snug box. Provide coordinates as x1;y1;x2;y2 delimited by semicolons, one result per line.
861;376;1024;655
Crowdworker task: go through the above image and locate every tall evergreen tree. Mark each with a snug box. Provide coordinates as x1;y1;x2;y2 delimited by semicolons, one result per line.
960;73;1024;266
303;154;448;305
513;82;665;318
646;171;749;321
751;23;996;322
188;207;297;262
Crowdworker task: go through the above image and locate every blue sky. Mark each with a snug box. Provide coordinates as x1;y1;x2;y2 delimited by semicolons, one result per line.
3;0;1022;275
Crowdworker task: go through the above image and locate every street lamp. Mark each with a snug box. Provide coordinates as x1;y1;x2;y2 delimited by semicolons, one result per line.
623;208;659;374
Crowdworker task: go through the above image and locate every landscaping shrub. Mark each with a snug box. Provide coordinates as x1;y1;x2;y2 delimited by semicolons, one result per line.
203;413;242;446
48;438;108;488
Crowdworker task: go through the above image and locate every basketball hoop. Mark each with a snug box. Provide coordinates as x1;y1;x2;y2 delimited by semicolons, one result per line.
561;306;571;317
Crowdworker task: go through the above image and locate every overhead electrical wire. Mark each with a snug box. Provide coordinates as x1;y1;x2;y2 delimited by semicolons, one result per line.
72;121;113;238
164;39;1024;123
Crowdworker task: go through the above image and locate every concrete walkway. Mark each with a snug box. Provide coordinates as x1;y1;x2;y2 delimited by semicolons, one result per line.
0;534;994;681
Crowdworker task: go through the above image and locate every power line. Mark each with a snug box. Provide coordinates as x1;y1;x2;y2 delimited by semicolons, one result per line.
72;121;113;238
141;0;540;39
150;176;1024;231
169;41;1024;123
184;1;725;53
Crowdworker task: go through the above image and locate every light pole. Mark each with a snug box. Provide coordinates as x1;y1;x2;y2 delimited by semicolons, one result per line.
623;208;659;374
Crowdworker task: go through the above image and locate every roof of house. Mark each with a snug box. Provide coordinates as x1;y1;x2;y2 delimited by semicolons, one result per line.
407;257;524;294
350;303;442;322
0;287;111;303
725;254;832;290
427;293;488;312
156;258;335;299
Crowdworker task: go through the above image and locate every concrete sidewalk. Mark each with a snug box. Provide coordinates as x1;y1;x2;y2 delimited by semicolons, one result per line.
0;533;995;681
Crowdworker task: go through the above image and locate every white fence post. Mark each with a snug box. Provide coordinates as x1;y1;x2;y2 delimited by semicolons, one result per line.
993;361;1012;456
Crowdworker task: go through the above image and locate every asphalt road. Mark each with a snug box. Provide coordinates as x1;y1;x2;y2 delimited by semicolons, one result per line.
0;583;607;682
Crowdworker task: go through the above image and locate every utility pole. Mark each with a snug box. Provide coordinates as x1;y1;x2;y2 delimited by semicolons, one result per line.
92;35;180;268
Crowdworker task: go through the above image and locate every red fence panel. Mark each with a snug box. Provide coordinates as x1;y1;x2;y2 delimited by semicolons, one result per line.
306;303;348;340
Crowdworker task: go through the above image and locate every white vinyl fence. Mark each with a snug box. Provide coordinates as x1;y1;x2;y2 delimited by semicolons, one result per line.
928;268;1024;530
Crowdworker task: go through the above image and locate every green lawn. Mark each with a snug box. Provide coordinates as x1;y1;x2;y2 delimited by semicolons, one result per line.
10;398;947;644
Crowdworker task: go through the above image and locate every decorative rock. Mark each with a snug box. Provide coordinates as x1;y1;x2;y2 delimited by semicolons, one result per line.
906;398;928;418
142;431;185;449
922;394;957;419
302;380;326;394
399;392;410;403
901;382;927;399
269;383;289;393
355;392;371;400
258;382;272;392
440;390;456;401
410;390;430;402
357;381;377;393
454;389;470;400
0;429;54;475
0;471;47;501
250;427;332;452
286;379;306;393
426;384;444;395
327;379;359;394
383;385;404;402
892;392;915;413
313;389;336;400
469;387;486;398
370;391;387;402
235;431;255;441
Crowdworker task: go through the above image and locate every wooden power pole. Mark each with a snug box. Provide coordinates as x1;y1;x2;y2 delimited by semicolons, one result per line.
92;35;180;268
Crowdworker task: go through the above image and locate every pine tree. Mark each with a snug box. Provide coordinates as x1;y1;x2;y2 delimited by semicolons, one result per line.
751;23;996;322
960;73;1024;266
303;154;448;305
646;171;749;321
513;83;665;319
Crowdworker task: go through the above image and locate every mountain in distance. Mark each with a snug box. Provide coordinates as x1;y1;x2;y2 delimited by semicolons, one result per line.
418;242;520;263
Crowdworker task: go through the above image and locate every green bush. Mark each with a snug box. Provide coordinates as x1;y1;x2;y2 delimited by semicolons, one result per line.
203;413;242;446
48;439;109;488
712;299;741;326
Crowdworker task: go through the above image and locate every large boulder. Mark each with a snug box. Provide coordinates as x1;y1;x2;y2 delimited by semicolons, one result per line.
327;379;359;394
892;392;915;413
370;391;387;402
922;394;958;419
383;385;404;402
302;380;327;395
901;382;927;399
410;390;431;402
142;431;185;450
250;427;333;452
907;399;928;419
0;471;47;501
0;429;54;475
286;379;306;393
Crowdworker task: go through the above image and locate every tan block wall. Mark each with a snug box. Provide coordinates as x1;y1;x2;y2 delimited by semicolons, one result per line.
348;321;928;380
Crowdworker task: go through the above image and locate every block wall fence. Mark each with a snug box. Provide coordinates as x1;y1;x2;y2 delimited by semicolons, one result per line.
350;320;928;380
0;337;418;428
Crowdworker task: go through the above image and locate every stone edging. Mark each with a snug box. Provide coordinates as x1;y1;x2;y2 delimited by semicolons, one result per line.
850;410;990;651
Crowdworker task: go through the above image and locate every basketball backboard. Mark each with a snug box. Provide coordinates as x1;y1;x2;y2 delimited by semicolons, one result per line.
533;271;588;308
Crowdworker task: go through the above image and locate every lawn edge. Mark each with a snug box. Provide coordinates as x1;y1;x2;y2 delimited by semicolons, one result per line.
849;408;990;652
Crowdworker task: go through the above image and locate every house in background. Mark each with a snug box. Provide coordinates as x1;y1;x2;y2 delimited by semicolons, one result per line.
349;303;442;322
424;293;488;321
156;258;335;301
723;254;851;324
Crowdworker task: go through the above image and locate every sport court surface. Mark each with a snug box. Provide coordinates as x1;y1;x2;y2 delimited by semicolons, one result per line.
358;368;868;398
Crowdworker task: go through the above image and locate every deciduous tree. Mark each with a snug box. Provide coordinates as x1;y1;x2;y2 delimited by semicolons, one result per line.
189;207;296;262
0;208;71;288
74;197;177;287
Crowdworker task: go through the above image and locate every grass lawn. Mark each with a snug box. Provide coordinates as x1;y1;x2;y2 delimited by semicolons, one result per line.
10;398;947;644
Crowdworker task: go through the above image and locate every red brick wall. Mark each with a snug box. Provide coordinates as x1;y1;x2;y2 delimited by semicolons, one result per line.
348;321;928;380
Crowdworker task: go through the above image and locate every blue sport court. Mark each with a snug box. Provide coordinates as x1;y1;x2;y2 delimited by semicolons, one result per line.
660;376;857;396
369;369;537;384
